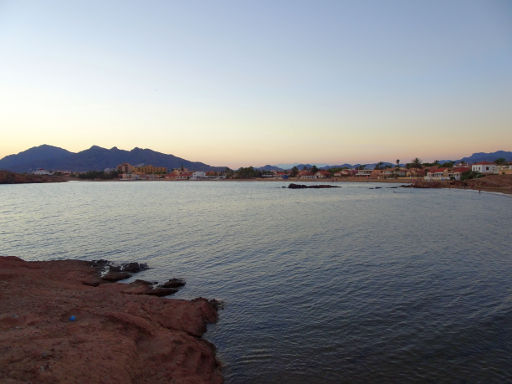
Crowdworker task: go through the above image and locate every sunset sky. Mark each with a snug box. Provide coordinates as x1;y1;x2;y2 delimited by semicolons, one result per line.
1;0;511;168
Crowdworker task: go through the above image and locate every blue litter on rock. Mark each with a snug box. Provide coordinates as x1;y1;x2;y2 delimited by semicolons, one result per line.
69;315;76;322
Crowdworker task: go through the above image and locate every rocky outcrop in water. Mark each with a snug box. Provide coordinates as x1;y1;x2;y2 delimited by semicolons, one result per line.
287;183;340;189
95;261;188;297
402;180;445;189
102;271;133;282
159;278;186;289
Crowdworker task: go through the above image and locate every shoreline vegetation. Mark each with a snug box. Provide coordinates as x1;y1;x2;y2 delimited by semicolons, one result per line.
1;169;511;195
0;256;223;384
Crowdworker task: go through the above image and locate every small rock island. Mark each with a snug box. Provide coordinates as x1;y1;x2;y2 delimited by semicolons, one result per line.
287;183;340;189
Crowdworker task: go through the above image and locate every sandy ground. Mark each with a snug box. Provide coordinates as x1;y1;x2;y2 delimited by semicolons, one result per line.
0;257;222;384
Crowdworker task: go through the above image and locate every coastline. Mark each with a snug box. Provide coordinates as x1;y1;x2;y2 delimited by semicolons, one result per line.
0;170;68;184
0;256;223;384
2;169;511;196
405;174;512;196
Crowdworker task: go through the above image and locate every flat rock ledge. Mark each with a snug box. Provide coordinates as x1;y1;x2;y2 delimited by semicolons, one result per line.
0;256;223;384
287;183;340;189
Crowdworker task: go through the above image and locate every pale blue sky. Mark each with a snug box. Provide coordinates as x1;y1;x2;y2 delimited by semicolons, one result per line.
1;0;511;167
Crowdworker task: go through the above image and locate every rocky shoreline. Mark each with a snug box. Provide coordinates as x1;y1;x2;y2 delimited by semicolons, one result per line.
405;174;512;195
0;170;68;184
0;256;223;384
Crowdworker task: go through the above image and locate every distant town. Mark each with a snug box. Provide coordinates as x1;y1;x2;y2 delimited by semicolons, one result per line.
29;158;512;182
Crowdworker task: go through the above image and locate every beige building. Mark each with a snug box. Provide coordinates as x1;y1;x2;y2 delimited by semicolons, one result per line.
117;163;135;174
135;165;167;175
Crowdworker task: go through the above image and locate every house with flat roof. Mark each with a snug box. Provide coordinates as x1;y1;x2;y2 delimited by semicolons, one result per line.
355;169;373;177
472;162;497;174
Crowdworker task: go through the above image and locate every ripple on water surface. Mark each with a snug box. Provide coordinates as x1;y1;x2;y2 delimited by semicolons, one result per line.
1;181;512;383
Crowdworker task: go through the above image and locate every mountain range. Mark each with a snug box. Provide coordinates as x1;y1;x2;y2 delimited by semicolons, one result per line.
458;150;512;164
1;146;511;173
0;145;226;173
267;151;512;171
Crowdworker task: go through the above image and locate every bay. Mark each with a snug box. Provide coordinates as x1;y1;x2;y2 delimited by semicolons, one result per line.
1;181;511;383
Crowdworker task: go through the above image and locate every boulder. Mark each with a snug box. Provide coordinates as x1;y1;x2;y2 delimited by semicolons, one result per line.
158;278;186;289
102;271;132;282
288;183;308;189
146;287;178;297
288;183;339;189
121;262;148;273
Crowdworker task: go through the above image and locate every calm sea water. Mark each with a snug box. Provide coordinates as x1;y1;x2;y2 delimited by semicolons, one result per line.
1;181;512;383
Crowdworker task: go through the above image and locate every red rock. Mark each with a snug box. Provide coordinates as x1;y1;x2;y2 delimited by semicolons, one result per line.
145;287;179;297
0;256;223;384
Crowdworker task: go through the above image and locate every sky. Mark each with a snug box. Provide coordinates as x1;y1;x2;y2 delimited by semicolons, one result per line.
1;0;511;168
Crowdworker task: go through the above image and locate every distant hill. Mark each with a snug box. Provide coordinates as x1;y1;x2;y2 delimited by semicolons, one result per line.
458;150;512;164
274;162;391;170
275;163;330;170
319;164;354;170
0;145;74;172
256;165;284;172
0;145;226;173
366;162;395;170
270;151;512;170
290;163;332;170
3;146;510;174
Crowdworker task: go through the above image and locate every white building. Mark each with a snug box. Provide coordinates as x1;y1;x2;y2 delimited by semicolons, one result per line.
120;173;141;181
355;170;373;177
33;168;52;175
190;171;206;180
472;162;498;174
